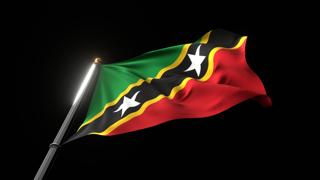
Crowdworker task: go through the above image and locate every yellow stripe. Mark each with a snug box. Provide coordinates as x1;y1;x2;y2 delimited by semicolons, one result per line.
200;36;247;82
78;43;191;130
200;31;211;44
154;44;191;78
93;36;247;136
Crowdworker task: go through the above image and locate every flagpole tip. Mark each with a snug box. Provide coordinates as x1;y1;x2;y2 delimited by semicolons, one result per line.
94;57;102;64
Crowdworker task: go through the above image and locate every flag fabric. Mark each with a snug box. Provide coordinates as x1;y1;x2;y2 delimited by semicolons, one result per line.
67;29;271;142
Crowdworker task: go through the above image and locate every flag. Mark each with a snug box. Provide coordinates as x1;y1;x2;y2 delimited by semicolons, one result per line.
67;29;271;142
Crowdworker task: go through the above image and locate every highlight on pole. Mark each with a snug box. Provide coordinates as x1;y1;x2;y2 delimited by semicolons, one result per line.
73;58;100;105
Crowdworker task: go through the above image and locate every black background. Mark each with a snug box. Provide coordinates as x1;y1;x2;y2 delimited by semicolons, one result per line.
14;2;277;179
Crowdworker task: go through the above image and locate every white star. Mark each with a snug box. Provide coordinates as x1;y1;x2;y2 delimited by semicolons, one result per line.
184;45;206;76
114;91;141;117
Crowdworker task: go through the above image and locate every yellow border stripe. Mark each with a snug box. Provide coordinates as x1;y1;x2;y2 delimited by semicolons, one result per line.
78;43;191;130
92;36;247;136
200;31;211;44
154;44;192;79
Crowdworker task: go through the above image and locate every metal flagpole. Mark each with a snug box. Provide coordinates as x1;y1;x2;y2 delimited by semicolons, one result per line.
34;58;102;180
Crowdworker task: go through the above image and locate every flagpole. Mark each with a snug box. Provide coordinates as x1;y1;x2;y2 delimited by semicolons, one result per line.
34;58;101;180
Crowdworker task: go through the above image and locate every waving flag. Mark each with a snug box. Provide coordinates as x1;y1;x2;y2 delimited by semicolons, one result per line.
67;29;271;142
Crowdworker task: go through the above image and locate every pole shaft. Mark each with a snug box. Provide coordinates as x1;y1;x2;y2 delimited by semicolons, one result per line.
34;99;81;180
34;147;58;180
34;63;99;180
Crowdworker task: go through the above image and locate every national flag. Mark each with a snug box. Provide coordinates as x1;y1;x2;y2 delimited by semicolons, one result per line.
67;29;271;142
